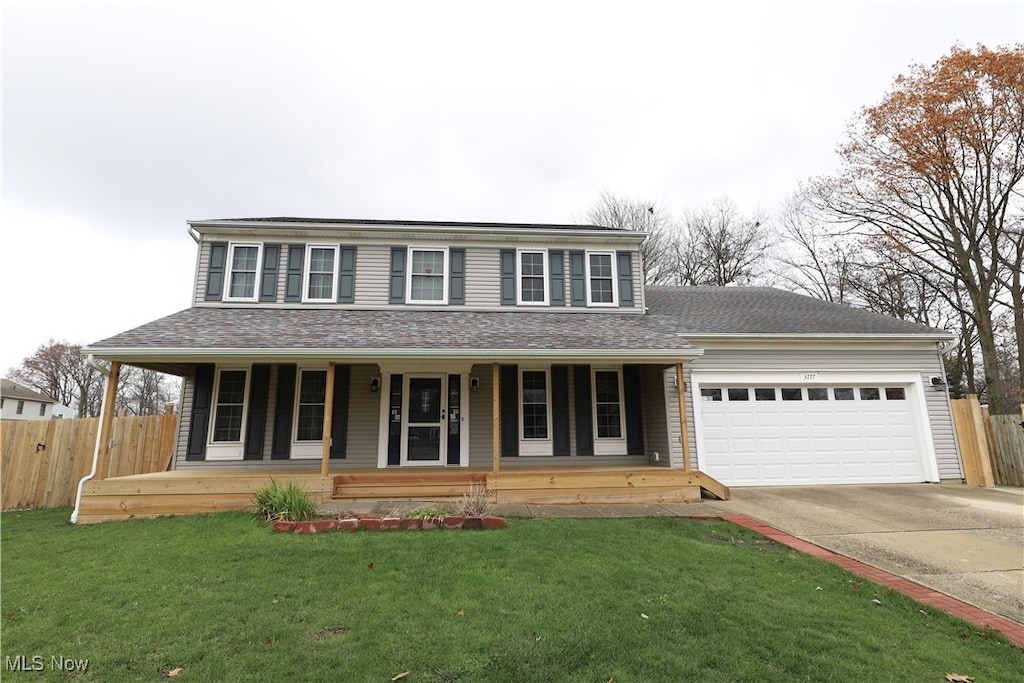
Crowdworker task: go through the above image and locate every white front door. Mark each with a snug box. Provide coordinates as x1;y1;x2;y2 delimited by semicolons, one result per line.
402;375;446;465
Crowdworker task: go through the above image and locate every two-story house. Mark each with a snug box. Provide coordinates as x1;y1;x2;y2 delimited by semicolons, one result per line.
75;218;961;523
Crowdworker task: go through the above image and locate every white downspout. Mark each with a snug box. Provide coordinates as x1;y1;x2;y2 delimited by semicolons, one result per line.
71;355;111;524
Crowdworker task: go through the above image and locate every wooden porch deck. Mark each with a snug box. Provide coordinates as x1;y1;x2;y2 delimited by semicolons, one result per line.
76;466;729;523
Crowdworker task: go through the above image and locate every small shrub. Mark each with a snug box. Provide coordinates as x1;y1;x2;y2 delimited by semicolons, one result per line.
250;479;319;522
453;482;492;517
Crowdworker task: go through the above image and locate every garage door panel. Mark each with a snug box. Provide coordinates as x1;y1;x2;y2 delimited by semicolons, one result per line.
698;381;927;486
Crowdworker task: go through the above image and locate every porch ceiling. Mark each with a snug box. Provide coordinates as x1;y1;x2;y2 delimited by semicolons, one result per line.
82;307;702;365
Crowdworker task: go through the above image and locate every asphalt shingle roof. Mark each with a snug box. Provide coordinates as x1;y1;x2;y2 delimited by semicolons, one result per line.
196;217;616;231
86;307;694;354
645;286;948;336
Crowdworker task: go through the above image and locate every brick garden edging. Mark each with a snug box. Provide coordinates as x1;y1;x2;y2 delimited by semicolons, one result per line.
272;514;506;535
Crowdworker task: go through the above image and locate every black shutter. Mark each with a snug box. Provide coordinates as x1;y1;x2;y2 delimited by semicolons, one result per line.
623;365;644;455
549;250;565;306
551;365;570;456
284;245;304;302
337;247;356;303
449;248;465;305
617;251;635;307
389;247;406;304
500;249;516;305
204;242;227;301
244;365;270;460
573;365;594;455
271;365;296;459
569;251;586;307
260;244;280;302
186;364;215;460
330;365;350;458
387;374;403;465
447;374;461;464
499;364;519;456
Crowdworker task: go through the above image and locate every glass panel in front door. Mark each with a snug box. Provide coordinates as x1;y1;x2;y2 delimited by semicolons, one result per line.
407;377;443;461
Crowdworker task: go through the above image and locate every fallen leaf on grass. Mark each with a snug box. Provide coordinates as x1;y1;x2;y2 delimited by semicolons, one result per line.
3;614;12;620
945;674;974;682
815;586;823;591
392;671;411;681
367;562;375;570
166;667;183;678
640;613;649;620
872;599;882;606
457;609;465;617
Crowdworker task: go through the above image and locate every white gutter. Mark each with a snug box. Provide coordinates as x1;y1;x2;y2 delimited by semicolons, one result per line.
71;355;110;524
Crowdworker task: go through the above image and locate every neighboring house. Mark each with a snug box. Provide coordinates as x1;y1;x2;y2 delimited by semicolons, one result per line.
77;218;961;521
1;378;72;420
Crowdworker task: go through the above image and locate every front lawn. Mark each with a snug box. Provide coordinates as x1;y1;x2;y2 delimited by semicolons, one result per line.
1;509;1020;681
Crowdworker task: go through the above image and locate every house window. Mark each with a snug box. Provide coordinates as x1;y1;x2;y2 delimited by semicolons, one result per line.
211;369;248;442
304;245;339;302
586;252;617;306
225;243;261;301
517;250;548;305
593;370;623;439
521;370;549;440
39;403;47;416
408;248;448;303
295;370;327;441
16;400;24;415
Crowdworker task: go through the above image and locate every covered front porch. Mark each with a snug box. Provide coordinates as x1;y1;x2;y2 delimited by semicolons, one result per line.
76;465;729;524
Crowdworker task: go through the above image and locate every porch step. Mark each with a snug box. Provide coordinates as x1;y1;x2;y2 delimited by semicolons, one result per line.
332;470;487;500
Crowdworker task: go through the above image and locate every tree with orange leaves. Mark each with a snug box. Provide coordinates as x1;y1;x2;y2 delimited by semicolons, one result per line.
817;44;1024;412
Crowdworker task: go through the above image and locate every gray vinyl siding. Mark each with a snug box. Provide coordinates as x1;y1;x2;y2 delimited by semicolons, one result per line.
468;364;495;467
344;364;382;466
174;376;195;468
642;365;671;467
464;249;501;307
676;346;961;480
353;244;391;305
194;241;212;305
195;236;642;313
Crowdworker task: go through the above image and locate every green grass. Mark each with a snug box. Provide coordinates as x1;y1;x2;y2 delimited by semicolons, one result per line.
2;509;1021;682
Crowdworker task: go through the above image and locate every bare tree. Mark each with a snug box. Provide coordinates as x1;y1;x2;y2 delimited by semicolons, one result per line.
814;45;1024;412
675;198;773;286
116;367;181;416
584;191;677;285
7;341;103;417
777;191;857;303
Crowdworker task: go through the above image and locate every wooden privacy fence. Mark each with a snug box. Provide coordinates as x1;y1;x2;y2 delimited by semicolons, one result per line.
951;396;1024;488
1;412;178;511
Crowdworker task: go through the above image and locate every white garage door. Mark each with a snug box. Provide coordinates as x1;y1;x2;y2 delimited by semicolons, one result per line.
695;382;929;486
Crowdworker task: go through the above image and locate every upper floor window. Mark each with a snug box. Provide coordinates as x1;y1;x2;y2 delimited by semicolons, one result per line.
211;369;248;443
225;243;262;302
303;245;339;302
518;250;548;305
587;252;618;306
408;247;448;304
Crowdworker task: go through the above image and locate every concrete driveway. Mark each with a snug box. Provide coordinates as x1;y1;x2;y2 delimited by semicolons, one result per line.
702;484;1024;625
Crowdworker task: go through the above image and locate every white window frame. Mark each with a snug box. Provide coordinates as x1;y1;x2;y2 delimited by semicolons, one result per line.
207;367;251;461
16;400;25;415
519;367;553;456
406;246;449;304
302;244;340;303
591;367;627;455
223;242;263;303
291;367;328;459
586;251;618;307
516;248;549;306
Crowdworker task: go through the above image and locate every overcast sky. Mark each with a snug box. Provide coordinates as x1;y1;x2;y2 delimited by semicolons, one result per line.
2;0;1021;375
